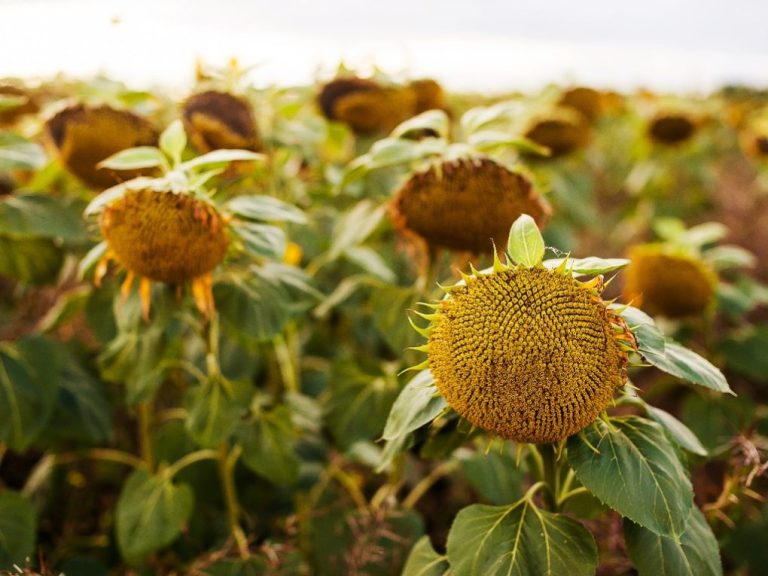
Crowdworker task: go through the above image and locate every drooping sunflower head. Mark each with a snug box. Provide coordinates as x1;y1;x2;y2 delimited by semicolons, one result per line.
557;86;603;123
622;244;717;319
183;90;260;152
414;252;635;444
523;107;590;158
317;76;380;120
409;79;447;114
647;112;698;145
333;86;418;135
45;104;158;188
0;84;39;126
390;156;550;254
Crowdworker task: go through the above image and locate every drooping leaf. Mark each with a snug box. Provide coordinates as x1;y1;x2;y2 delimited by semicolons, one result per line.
185;378;250;448
646;340;733;395
381;370;446;441
238;405;300;486
391;110;450;140
0;491;36;569
507;214;545;268
180;148;264;170
567;416;693;537
370;284;420;351
460;442;527;505
159;120;187;165
625;506;722;576
615;305;665;360
0;193;87;243
402;536;449;576
0;337;59;450
0;132;46;170
644;405;708;457
446;498;598;576
116;469;194;564
227;195;307;224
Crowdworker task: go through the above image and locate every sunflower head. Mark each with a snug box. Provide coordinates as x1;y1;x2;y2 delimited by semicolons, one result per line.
46;104;158;188
739;111;768;158
0;85;39;126
558;87;603;123
412;225;636;444
183;90;260;152
523;108;590;158
409;79;447;114
622;244;717;319
390;156;550;254
333;87;417;135
317;76;380;120
647;112;697;145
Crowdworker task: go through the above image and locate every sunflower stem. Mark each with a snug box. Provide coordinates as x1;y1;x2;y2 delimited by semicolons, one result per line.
541;443;560;512
218;442;249;558
137;401;154;470
273;326;299;394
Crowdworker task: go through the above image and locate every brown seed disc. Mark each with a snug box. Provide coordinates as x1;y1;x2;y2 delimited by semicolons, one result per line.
183;90;260;152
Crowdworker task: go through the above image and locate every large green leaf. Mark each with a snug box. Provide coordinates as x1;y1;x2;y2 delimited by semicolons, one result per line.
616;305;665;360
98;146;166;170
370;284;419;352
0;132;46;170
402;536;449;576
325;360;400;449
567;416;693;537
625;506;722;576
0;236;63;285
116;469;194;564
227;195;307;224
644;405;707;457
461;443;527;505
0;491;36;569
234;221;286;259
0;193;87;242
185;378;249;448
646;340;733;395
238;405;300;486
0;337;59;450
446;498;597;576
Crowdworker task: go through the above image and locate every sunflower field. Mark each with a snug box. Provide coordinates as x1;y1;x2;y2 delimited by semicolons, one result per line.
0;65;767;575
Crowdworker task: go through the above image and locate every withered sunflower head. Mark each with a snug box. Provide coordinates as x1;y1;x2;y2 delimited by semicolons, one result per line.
99;187;229;287
333;87;417;135
0;85;39;126
317;76;380;120
524;109;590;158
46;105;158;189
558;87;603;123
391;157;550;254
622;244;716;319
183;90;260;152
647;112;697;145
419;262;634;444
409;79;447;114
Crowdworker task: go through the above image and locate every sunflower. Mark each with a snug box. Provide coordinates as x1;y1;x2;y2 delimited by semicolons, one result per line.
317;76;380;121
333;86;418;135
411;235;636;444
557;86;603;123
523;107;590;158
622;244;717;319
391;156;550;254
647;112;697;145
45;104;158;189
183;90;260;152
409;79;448;114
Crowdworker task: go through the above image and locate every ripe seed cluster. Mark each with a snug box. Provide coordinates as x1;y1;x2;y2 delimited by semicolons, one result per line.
100;189;229;285
391;157;550;254
623;245;716;318
421;264;635;444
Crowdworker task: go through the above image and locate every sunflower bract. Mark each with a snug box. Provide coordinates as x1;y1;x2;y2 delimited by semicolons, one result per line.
100;189;229;285
425;266;632;444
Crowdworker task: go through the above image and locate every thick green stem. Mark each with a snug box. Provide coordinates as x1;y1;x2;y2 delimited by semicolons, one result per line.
273;330;298;394
218;443;249;558
165;449;219;478
541;444;560;512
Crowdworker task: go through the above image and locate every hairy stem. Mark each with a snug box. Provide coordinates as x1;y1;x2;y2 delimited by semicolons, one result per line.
218;443;249;558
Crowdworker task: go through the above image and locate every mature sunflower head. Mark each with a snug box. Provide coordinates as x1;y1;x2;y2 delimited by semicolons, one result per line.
317;76;380;120
647;112;697;145
523;108;590;158
333;87;417;135
0;85;39;126
94;184;229;317
46;104;158;188
183;90;260;152
416;260;635;444
391;157;550;254
622;244;716;319
558;87;603;123
409;79;447;114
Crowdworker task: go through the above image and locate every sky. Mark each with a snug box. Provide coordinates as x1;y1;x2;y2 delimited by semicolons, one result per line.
1;0;767;94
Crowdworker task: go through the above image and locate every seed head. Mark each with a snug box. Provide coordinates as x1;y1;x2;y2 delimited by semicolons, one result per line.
623;244;716;318
183;90;260;152
391;157;550;254
648;113;697;145
422;265;633;444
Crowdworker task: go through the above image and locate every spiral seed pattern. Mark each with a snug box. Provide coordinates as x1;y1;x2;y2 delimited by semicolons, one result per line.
427;266;630;444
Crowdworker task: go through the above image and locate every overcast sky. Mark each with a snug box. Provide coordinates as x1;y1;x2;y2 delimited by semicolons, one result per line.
1;0;767;93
